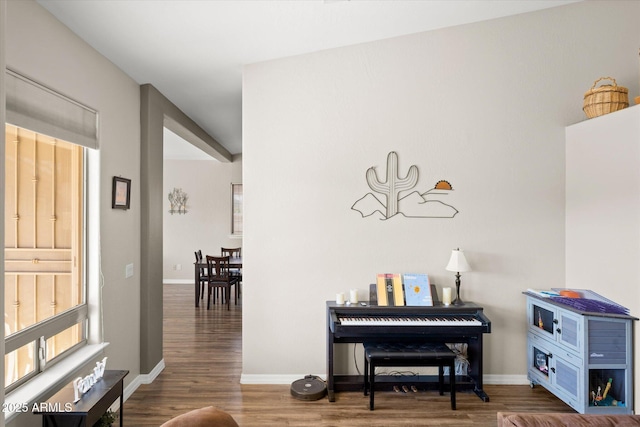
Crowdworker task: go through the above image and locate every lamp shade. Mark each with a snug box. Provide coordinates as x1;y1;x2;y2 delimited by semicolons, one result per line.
445;249;471;273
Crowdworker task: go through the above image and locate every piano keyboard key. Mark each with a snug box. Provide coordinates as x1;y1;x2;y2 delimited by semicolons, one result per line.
338;315;482;326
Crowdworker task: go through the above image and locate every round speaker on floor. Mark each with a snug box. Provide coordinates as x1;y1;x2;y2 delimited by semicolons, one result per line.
290;375;327;401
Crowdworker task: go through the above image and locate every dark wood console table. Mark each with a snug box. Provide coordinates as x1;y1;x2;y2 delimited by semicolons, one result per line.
34;369;128;427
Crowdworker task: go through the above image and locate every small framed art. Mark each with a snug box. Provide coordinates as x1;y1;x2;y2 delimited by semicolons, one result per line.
112;176;131;210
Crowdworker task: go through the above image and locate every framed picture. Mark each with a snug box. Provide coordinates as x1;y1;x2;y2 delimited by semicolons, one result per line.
112;176;131;210
231;183;243;235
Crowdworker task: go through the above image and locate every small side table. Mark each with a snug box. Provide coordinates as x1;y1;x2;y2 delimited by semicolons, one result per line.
34;369;128;427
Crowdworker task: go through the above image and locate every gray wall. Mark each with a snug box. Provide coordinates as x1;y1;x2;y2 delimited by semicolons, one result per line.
5;1;140;425
7;0;142;382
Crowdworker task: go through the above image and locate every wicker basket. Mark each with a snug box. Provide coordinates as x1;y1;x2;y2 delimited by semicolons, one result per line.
583;77;629;118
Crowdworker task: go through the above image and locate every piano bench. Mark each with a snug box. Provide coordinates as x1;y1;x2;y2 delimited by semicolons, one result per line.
363;342;456;411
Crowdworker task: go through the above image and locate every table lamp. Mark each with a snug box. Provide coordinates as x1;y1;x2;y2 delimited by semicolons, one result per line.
445;248;471;306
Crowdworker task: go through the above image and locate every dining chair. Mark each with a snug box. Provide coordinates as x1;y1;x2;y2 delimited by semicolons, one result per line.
198;249;221;303
221;247;242;300
205;255;239;310
194;250;207;301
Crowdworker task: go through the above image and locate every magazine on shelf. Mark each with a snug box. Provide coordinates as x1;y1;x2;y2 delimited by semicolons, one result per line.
403;273;433;306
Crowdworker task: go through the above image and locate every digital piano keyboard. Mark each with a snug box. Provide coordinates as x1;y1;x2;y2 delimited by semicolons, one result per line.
337;314;483;327
326;301;491;402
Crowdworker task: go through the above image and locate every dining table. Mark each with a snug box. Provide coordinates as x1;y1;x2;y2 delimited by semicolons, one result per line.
194;256;242;307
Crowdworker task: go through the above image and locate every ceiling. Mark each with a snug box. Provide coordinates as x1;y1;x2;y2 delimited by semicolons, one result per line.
37;0;579;159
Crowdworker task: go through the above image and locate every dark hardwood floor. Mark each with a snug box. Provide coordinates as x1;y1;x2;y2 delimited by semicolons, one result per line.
123;284;575;426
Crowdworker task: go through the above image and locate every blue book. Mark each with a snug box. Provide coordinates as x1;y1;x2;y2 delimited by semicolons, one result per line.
403;274;432;306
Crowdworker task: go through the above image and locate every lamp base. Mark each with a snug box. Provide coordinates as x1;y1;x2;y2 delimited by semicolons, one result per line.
453;274;464;306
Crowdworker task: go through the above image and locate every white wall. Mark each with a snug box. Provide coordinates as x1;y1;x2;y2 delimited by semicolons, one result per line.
566;106;640;299
163;156;243;282
566;105;640;409
5;0;141;409
242;0;640;384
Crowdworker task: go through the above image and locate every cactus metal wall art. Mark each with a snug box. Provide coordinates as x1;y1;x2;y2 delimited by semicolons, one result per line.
352;151;459;220
366;152;418;218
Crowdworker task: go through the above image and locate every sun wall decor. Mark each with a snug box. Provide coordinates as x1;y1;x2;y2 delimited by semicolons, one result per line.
351;152;458;220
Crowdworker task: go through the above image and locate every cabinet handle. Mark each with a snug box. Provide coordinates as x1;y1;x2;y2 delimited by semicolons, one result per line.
556;328;561;334
551;367;556;373
548;353;553;359
553;319;558;324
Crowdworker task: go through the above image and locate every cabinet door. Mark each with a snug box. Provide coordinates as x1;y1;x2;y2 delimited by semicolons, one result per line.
528;334;553;386
557;309;582;354
528;298;558;340
554;352;582;410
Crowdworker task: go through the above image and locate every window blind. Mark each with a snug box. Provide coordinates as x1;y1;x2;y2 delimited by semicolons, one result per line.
5;69;98;149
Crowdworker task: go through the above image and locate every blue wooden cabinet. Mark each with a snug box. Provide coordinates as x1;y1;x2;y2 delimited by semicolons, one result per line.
525;292;636;414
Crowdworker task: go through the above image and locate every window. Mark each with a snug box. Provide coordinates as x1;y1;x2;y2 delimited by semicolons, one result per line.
231;183;243;236
3;71;99;400
4;125;87;392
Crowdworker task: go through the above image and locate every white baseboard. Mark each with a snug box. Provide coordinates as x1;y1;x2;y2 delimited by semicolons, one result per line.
241;374;324;384
484;374;530;385
140;358;166;384
163;279;192;285
240;373;530;385
121;359;165;403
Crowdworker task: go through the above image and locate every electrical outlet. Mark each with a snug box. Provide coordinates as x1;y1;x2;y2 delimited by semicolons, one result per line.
176;264;182;271
125;263;134;278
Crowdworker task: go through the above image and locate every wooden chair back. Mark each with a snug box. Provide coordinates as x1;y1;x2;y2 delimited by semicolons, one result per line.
206;255;233;282
221;247;241;258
